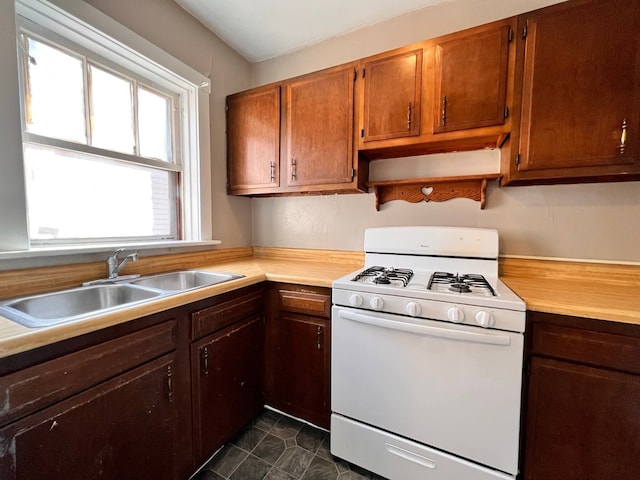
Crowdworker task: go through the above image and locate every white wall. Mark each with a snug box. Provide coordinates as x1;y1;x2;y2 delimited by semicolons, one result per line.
250;0;640;263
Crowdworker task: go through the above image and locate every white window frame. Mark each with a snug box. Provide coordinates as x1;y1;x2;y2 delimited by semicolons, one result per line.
13;0;212;248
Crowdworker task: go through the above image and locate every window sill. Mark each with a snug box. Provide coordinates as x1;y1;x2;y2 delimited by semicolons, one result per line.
0;240;222;262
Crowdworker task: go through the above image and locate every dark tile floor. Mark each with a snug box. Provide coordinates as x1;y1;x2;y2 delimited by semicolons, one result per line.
192;409;387;480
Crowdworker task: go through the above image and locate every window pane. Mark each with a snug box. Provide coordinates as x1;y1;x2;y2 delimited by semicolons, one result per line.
24;144;175;241
25;37;86;143
138;87;172;161
89;65;135;154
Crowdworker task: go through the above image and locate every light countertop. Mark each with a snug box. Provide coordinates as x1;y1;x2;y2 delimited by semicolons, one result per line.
0;257;360;359
1;253;638;360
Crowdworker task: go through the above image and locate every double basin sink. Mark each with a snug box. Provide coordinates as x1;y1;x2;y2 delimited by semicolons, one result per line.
0;270;244;328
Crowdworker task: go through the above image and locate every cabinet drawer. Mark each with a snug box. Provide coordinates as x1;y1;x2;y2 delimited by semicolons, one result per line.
191;289;263;340
531;323;640;375
0;320;177;426
279;290;330;318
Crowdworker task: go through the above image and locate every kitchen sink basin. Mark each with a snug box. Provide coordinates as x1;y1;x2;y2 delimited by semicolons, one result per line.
129;270;244;292
0;270;244;329
0;284;165;328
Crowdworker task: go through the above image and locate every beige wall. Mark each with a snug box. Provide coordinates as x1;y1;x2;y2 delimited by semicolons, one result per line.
85;0;254;247
250;0;640;263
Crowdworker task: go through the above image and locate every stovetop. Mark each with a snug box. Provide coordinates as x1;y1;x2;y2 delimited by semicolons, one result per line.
352;266;498;297
335;266;524;310
331;227;526;332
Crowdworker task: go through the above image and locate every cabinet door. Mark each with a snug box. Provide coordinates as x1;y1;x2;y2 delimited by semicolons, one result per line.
285;65;355;187
227;85;280;193
508;0;640;183
278;313;330;428
0;354;178;480
524;356;640;480
192;315;264;462
362;49;422;142
434;21;511;133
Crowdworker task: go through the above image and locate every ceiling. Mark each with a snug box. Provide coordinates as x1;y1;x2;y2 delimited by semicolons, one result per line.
174;0;451;63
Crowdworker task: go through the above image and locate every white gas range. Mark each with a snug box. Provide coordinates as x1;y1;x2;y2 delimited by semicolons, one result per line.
331;226;526;480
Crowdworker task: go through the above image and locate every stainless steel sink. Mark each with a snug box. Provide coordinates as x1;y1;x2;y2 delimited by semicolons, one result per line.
0;284;165;328
0;270;244;328
129;270;244;292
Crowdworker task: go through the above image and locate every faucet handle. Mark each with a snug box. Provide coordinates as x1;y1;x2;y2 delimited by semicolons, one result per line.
109;248;126;260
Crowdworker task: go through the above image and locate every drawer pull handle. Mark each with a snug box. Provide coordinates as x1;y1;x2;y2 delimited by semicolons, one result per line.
619;118;628;155
202;346;209;376
317;326;322;350
441;95;447;126
291;158;297;180
167;365;174;403
407;102;412;130
385;443;436;468
270;161;276;182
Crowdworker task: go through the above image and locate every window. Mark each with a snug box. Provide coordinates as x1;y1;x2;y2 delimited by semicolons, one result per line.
12;0;210;249
19;33;180;244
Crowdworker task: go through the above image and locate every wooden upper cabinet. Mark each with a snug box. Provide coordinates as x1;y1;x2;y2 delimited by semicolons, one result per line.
284;65;356;188
226;85;280;194
433;21;511;133
504;0;640;184
362;49;422;142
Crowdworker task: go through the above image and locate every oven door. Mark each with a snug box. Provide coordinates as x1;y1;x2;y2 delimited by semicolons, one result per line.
331;306;524;476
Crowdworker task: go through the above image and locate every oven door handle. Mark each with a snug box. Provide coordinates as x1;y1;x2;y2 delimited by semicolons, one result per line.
338;309;511;346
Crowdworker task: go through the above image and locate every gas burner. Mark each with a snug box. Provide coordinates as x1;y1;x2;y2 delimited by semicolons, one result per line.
428;272;496;296
352;266;414;287
449;282;472;293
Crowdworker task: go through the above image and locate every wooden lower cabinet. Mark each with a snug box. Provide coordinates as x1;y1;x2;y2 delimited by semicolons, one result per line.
266;283;331;429
191;315;264;462
188;285;264;465
523;312;640;480
0;317;183;480
0;280;338;478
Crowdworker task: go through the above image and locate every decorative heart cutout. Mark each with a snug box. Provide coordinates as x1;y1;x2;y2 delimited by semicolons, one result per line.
421;186;434;196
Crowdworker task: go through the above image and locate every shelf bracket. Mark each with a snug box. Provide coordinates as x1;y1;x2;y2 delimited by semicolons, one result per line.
366;174;501;211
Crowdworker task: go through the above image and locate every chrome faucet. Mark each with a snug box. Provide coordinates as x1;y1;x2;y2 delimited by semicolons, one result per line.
107;248;139;279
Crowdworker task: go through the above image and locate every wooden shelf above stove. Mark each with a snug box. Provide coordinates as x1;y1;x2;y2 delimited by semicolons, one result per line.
366;174;501;210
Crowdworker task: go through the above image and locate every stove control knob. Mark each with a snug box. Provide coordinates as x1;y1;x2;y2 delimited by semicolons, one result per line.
447;306;465;323
475;310;494;328
406;301;421;317
349;294;363;307
369;296;384;310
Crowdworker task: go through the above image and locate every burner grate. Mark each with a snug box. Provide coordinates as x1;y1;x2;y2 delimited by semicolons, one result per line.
428;272;496;296
352;266;414;287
